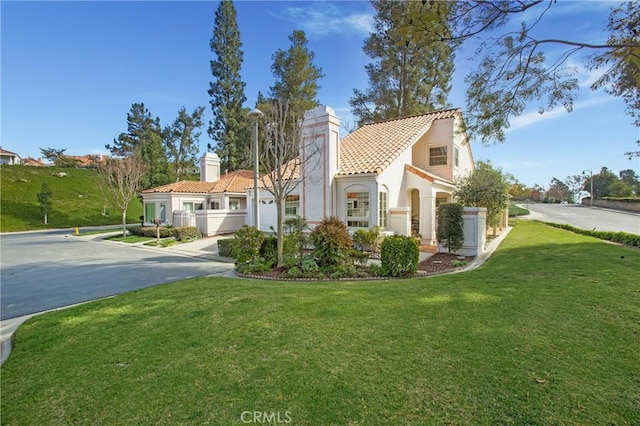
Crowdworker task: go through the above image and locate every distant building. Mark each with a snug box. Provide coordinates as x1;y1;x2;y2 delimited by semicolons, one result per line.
22;157;46;167
0;148;21;165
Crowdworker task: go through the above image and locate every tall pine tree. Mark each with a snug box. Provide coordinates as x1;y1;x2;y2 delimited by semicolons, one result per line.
269;30;324;117
208;0;248;172
164;106;205;181
107;102;171;189
350;0;455;126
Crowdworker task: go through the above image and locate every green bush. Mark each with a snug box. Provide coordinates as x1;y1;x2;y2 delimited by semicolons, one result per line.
217;239;235;257
352;226;382;254
173;226;201;242
436;203;464;253
130;226;173;238
233;226;265;274
260;236;278;267
381;235;419;277
310;216;353;268
541;221;640;247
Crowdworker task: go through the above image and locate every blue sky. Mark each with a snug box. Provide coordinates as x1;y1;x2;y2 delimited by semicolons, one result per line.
2;0;638;188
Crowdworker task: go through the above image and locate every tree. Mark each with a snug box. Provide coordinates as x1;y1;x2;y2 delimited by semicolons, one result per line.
207;0;249;172
107;103;171;189
165;106;205;181
36;182;53;225
436;203;464;253
608;180;634;197
39;147;67;164
619;168;640;195
258;99;320;266
98;155;146;237
403;1;640;144
454;161;510;234
350;0;455;126
545;177;570;203
270;30;324;116
626;140;640;159
584;167;619;199
565;175;586;203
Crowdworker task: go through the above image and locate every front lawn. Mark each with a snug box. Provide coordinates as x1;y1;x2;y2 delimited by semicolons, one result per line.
1;221;638;424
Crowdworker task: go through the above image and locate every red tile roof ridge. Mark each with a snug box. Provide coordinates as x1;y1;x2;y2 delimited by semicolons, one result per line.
360;107;462;127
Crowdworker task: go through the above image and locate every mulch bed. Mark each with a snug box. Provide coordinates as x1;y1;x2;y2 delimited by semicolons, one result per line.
417;252;475;275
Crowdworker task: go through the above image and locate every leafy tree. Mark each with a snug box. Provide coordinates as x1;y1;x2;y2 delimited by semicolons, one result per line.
454;161;509;233
98;155;146;237
619;168;640;195
350;0;455;126
545;177;570;203
107;103;171;189
36;182;53;225
270;30;324;116
207;0;249;171
165;106;205;181
507;176;531;201
39;147;67;164
584;167;619;199
403;1;640;143
608;180;634;197
565;175;586;203
626;140;640;159
436;203;464;253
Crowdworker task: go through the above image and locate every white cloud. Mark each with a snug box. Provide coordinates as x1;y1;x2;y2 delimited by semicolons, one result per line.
279;3;374;37
507;95;614;132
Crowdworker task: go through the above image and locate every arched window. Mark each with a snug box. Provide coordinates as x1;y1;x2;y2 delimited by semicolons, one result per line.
346;189;369;228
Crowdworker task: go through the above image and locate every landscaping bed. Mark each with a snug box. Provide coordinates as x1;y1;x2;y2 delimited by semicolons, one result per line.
417;252;475;275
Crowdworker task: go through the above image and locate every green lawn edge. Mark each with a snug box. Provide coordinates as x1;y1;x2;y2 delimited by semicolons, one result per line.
1;220;638;425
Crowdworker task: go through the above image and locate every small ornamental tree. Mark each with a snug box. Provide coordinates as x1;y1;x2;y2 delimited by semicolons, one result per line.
436;203;464;253
36;182;53;224
232;225;264;274
380;235;419;277
309;216;352;268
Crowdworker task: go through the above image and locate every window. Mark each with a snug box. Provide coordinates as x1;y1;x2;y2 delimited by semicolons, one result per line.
229;200;240;210
182;202;194;211
285;195;299;216
210;201;220;210
346;191;369;228
159;204;166;221
454;146;459;168
429;146;448;166
144;203;155;221
379;191;388;229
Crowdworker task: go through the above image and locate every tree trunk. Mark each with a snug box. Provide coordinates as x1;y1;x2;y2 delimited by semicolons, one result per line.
276;199;285;267
44;212;48;225
121;209;127;237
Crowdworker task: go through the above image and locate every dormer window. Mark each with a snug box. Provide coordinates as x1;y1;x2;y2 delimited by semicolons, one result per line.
429;146;448;166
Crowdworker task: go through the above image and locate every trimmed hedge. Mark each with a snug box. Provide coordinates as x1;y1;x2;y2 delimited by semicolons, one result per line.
173;226;201;242
381;235;420;277
540;221;640;247
130;226;174;238
217;239;235;257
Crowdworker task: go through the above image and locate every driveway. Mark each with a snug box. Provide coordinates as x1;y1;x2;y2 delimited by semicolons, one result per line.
1;230;233;321
520;203;640;235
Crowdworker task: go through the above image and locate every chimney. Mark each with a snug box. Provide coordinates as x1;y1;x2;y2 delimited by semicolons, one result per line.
200;152;221;182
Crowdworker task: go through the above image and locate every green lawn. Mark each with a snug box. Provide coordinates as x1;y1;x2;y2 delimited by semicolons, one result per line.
509;202;530;217
1;221;638;425
0;165;142;232
104;234;154;244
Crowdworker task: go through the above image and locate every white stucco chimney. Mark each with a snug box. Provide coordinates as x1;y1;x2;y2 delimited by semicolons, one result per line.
200;152;220;182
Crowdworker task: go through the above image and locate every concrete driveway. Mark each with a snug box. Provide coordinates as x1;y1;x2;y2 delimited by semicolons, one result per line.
1;230;234;321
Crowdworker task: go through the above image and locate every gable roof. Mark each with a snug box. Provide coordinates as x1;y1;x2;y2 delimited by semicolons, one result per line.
142;169;255;194
338;108;461;175
0;148;20;158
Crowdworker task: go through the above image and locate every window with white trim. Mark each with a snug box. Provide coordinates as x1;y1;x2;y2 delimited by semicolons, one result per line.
429;146;448;166
182;202;194;211
379;191;388;229
144;203;155;221
346;191;369;228
454;146;459;168
159;204;166;221
285;195;299;216
210;200;221;210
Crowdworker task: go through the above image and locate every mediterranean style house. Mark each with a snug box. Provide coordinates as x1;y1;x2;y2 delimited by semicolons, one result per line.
141;105;475;244
0;148;21;165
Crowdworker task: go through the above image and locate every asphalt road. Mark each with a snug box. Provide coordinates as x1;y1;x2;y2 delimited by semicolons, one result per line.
521;203;640;235
0;230;233;320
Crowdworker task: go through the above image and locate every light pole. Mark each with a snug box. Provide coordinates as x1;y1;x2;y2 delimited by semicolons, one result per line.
248;108;264;229
583;169;593;207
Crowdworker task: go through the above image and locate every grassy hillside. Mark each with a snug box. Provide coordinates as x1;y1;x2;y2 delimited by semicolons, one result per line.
1;165;142;232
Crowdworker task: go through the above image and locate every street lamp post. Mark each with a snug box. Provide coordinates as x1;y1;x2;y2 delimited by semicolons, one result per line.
248;108;264;229
583;169;593;207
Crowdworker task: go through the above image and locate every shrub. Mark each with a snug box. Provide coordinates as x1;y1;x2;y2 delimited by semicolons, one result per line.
287;266;302;279
232;226;265;274
260;236;278;267
436;203;464;253
310;216;353;268
352;226;382;254
381;235;419;277
541;221;640;247
217;239;235;257
301;258;319;274
130;226;173;238
172;226;201;242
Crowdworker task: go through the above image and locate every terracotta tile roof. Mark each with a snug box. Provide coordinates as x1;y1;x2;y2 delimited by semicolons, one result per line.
338;108;461;175
0;148;20;157
22;157;45;167
256;158;300;189
142;169;255;194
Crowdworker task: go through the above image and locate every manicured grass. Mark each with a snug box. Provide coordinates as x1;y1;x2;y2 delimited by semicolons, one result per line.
1;221;639;424
104;235;154;243
0;165;142;232
509;202;530;217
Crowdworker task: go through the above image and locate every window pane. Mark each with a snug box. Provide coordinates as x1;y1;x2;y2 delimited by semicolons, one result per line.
429;147;447;166
347;192;369;218
285;195;299;216
379;192;388;228
159;204;166;221
145;203;155;221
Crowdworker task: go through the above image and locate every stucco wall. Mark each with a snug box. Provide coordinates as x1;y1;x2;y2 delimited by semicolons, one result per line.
581;198;640;212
